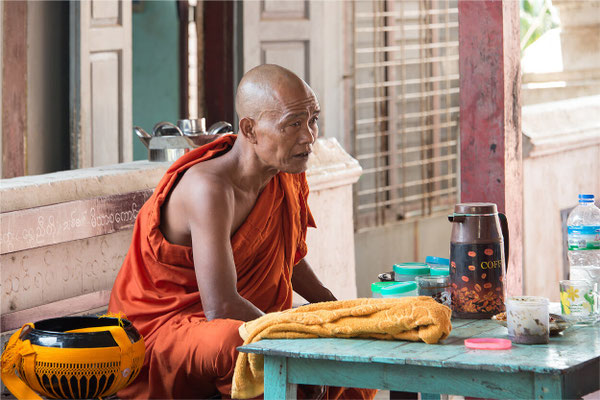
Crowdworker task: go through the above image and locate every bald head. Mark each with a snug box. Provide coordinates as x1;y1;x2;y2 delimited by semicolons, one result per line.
235;64;316;121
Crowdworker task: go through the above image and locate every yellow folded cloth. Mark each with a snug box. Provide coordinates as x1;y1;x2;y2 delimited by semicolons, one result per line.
232;296;452;399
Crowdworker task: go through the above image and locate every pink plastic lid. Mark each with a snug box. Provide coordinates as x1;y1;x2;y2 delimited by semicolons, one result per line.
464;338;512;350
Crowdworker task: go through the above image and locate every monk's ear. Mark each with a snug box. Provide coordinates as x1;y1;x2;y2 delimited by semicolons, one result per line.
239;117;258;144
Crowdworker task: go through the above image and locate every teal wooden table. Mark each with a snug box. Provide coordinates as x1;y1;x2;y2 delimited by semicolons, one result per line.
238;318;600;399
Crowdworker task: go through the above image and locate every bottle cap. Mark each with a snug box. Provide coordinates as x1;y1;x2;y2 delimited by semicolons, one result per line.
578;194;595;203
380;281;417;295
393;263;430;276
425;256;450;266
464;338;512;350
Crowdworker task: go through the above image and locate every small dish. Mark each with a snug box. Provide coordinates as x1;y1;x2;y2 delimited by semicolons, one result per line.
492;312;572;336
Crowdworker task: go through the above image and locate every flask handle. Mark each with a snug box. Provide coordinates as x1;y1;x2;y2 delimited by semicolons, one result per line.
498;212;509;271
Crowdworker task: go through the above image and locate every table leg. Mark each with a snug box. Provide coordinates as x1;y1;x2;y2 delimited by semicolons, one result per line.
534;373;562;399
264;355;298;400
420;393;441;400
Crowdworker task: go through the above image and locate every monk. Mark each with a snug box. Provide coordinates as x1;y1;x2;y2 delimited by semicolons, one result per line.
109;64;375;400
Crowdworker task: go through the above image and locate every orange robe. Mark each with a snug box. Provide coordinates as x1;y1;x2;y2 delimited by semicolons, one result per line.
109;135;375;400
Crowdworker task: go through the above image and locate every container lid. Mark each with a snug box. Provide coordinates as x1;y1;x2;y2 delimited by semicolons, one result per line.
464;338;512;350
371;281;397;293
506;296;549;305
453;203;498;215
425;256;450;266
380;281;417;295
430;267;450;276
393;262;430;276
579;194;595;202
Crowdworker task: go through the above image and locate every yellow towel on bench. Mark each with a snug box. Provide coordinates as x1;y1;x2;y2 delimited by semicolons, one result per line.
232;296;452;399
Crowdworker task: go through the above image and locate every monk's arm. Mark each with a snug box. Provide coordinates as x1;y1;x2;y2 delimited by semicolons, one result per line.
291;258;337;303
187;175;264;322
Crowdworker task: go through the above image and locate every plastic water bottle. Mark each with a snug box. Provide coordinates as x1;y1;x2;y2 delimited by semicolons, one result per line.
567;194;600;323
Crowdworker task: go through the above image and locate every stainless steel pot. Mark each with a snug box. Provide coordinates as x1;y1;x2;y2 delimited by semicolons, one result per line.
134;120;233;162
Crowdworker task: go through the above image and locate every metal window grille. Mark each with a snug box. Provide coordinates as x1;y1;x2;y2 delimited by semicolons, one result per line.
350;0;460;232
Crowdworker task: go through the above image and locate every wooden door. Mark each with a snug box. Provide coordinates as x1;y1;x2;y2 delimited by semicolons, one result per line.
70;0;132;168
243;0;344;142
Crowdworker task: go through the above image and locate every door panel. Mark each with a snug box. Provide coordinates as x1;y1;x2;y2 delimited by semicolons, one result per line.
70;0;132;168
262;42;308;80
243;0;344;144
243;1;310;82
91;0;120;22
91;52;120;166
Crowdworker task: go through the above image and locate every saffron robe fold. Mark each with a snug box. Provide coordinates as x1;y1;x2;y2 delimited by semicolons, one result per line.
108;135;315;398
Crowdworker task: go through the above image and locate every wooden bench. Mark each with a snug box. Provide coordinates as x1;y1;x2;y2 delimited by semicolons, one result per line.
0;162;169;395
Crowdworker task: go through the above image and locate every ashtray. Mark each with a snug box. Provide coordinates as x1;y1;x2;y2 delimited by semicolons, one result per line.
492;312;572;336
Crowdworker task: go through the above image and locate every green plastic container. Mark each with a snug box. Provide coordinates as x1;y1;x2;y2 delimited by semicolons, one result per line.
371;281;398;298
430;267;450;276
380;281;418;298
393;262;430;282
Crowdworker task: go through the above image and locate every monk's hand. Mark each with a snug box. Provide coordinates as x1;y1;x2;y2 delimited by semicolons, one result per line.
299;384;326;400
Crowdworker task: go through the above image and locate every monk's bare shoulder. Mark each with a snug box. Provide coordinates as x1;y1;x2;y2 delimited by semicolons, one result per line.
161;160;235;246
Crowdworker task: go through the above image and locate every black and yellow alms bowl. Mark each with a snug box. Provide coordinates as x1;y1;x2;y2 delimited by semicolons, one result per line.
1;316;145;399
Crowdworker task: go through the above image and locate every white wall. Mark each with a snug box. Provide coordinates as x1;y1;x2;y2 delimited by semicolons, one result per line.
354;214;452;298
522;96;600;301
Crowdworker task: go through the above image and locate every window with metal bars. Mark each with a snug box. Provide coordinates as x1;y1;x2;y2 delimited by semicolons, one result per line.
350;0;460;232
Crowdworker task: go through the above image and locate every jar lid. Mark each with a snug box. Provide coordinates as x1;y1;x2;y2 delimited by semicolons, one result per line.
464;338;512;350
425;256;450;266
393;263;430;275
371;281;397;293
380;281;417;295
506;296;549;305
453;203;498;215
430;267;450;276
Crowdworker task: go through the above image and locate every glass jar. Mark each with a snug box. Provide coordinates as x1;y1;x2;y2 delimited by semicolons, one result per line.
506;296;550;344
416;275;451;306
380;281;418;298
393;262;430;282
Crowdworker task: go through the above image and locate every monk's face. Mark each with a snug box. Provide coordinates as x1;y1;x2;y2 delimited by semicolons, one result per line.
253;83;320;174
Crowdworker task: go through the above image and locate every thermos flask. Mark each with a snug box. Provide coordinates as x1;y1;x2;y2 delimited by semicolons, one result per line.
448;203;509;319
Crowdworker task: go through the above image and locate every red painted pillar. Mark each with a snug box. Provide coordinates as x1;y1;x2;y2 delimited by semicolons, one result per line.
2;0;27;178
459;0;523;295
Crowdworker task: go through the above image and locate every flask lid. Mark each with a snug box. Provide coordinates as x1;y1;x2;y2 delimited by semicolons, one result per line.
453;203;498;215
